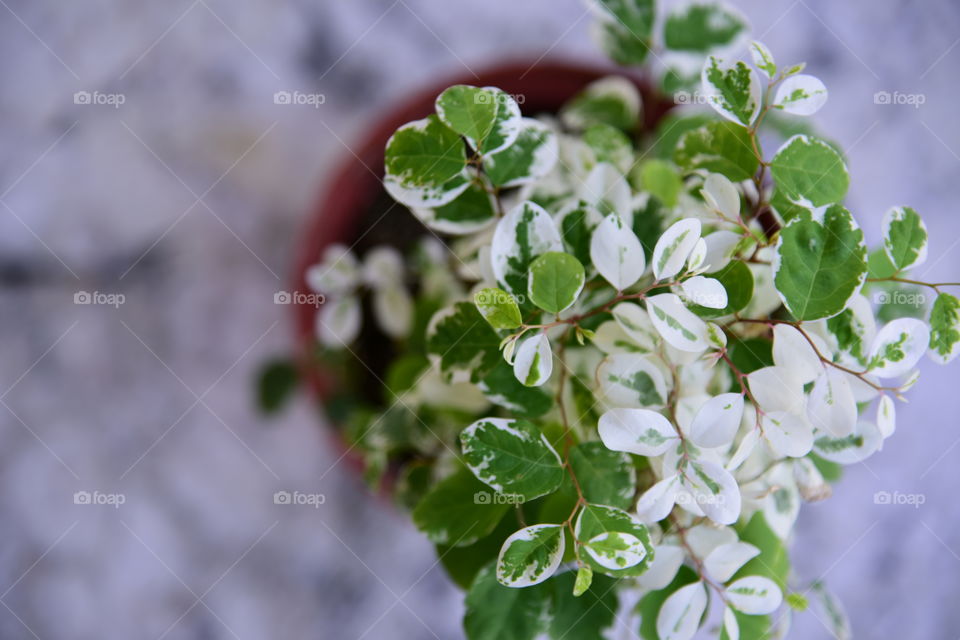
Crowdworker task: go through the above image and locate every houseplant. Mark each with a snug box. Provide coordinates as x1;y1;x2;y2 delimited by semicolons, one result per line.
292;1;960;638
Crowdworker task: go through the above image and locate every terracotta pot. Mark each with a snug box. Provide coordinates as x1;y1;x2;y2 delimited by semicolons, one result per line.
291;60;674;470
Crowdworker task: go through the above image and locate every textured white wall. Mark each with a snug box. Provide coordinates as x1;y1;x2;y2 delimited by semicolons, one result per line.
0;0;958;638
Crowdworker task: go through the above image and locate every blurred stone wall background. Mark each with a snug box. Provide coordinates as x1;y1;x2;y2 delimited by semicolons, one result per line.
0;0;958;638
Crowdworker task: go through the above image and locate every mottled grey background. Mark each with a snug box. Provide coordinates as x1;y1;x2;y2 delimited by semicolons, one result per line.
0;1;958;638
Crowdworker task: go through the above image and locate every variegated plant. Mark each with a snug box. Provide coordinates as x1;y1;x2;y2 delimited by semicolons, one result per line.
303;2;960;638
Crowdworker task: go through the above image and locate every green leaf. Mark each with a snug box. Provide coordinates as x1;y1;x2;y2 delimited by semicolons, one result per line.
497;524;565;587
575;504;654;577
573;565;594;597
384;115;470;207
882;206;928;272
413;467;510;547
688;260;754;318
770;135;849;207
435;85;521;154
528;252;586;314
460;418;565;500
549;571;618;639
674;120;760;181
664;2;748;52
702;56;761;126
464;563;551;640
641;160;682;208
770;184;809;224
734;512;790;589
651;112;714;160
486;118;559;187
413;180;497;234
561;76;640;131
478;360;553;419
569;442;636;509
773;205;867;320
427;302;501;381
559;203;599;266
585;123;634;173
256;359;298;414
928;292;960;364
475;287;522;329
728;336;773;376
438;511;518;589
591;0;656;65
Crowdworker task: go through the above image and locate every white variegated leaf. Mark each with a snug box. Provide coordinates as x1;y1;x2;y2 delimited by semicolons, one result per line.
748;366;806;415
702;230;742;272
680;275;728;309
793;457;831;502
362;246;405;288
807;368;857;437
723;606;740;640
653;218;702;281
773;74;828;116
727;427;761;471
882;206;928;271
762;410;814;458
867;318;930;378
750;40;776;79
306;244;360;295
513;333;553;387
687;238;707;272
491;201;563;295
681;459;742;525
772;324;823;384
591;213;645;290
688;393;744;448
635;474;681;523
701;173;740;220
725;576;783;615
704;542;760;583
598;354;668;408
702;56;762;127
876;394;896;440
636;545;685;590
598;408;678;456
814;420;883;464
317;296;361;347
372;285;413;339
579;162;632;223
612;302;658;351
496;524;564;587
657;581;708;640
646;293;709;353
584;531;648;571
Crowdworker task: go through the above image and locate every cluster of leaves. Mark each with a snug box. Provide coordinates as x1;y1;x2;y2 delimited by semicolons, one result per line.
305;2;960;638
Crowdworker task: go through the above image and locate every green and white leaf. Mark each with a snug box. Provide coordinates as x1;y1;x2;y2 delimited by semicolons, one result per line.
646;293;710;352
773;74;828;116
807;368;857;438
491;201;564;295
599;407;678;456
591;213;646;290
656;581;708;640
688;393;744;448
527;251;585;314
584;123;634;173
722;606;740;640
772;205;867;320
675;120;760;182
599;353;668;408
460;417;564;500
384;115;470;208
882;206;928;272
560;75;641;132
574;504;655;577
701;56;761;127
579;162;632;220
478;360;553;419
680;458;742;525
496;524;565;587
770;135;849;207
701;230;741;273
635;473;682;523
867;317;930;378
761;411;814;458
653;218;702;281
427;302;501;380
725;576;783;615
584;531;649;571
411;179;498;234
664;2;749;53
372;285;413;338
750;40;776;79
588;0;656;65
748;365;806;415
475;287;522;330
435;85;522;155
876;394;896;440
928;292;960;364
636;544;685;590
307;243;360;295
826;293;876;366
612;302;659;351
772;324;823;385
810;581;852;640
513;333;553;387
485;118;559;187
813;420;883;464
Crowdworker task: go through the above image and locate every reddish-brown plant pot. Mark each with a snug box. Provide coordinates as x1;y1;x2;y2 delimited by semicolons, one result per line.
291;60;674;471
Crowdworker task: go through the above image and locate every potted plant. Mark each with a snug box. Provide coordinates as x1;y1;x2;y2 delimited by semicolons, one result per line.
274;1;960;638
